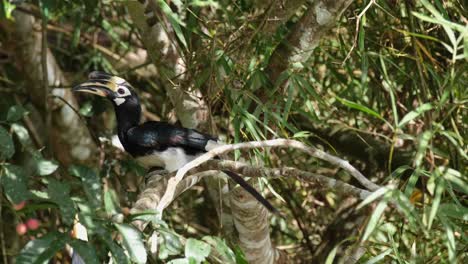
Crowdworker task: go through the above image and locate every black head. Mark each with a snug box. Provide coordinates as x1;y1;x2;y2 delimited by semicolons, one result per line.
73;71;138;107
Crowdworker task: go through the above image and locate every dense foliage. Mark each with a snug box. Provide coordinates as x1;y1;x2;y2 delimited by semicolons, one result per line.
0;0;466;263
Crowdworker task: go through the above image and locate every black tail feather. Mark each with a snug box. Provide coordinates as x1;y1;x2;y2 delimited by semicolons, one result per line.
221;170;282;217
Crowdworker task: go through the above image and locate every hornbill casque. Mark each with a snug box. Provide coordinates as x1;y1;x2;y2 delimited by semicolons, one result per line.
73;71;278;215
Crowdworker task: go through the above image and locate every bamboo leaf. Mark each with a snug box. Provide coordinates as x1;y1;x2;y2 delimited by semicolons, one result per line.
398;103;433;128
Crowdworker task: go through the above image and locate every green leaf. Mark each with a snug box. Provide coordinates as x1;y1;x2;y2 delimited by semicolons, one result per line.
185;238;211;263
157;0;188;49
439;204;468;221
0;125;14;159
11;123;34;148
335;97;385;122
1;164;31;204
36;159;59;176
16;232;62;264
36;235;69;263
428;178;445;229
7;105;28;122
203;236;236;263
362;196;389;241
104;189;121;215
414;131;433;168
398;103;433;128
78;101;94;117
364;248;392;264
99;233;130;264
357;186;391;210
47;179;76;225
69;240;99;264
233;246;248;264
69;165;102;208
159;227;183;256
1;0;16;19
168;258;189;264
115;223;147;264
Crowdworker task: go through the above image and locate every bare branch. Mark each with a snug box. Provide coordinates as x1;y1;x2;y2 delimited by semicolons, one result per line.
158;139;379;212
131;159;372;227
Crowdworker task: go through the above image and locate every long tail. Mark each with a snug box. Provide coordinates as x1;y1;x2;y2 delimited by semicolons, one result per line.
221;170;282;217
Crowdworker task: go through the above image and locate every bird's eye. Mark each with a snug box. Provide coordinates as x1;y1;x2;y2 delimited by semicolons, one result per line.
117;88;126;95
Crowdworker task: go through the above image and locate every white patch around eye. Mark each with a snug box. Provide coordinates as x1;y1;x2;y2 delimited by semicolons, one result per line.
113;97;126;105
116;86;131;97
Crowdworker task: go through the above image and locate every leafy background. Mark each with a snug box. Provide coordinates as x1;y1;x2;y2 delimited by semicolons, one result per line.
0;0;466;263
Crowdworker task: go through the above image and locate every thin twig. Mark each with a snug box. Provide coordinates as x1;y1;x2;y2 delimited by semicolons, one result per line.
157;139;379;212
342;0;376;64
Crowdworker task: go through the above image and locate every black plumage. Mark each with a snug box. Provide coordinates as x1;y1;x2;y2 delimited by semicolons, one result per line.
73;71;279;215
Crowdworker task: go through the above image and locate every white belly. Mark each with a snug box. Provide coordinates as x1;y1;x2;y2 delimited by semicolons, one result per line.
135;147;199;172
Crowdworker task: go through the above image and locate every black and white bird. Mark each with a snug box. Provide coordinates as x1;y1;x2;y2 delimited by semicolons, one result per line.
73;71;278;214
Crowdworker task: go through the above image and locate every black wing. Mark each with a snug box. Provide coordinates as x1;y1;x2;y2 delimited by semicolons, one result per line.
126;121;217;154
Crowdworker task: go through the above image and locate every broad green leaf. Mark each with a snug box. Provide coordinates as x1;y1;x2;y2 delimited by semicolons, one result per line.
362;196;389;241
7;105;28;122
16;232;61;264
398;103;433;128
69;240;99;264
11;123;34;148
69;165;102;208
159;227;183;256
203;236;236;263
185;238;211;263
99;233;130;264
36;159;59;176
0;125;14;159
115;223;147;264
36;235;69;263
47;179;76;225
1;164;31;204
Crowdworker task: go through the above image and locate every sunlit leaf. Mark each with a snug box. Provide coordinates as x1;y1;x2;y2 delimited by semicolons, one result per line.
16;232;62;264
398;103;433;128
69;165;102;208
364;249;392;264
36;159;59;176
362;195;389;241
185;238;211;263
203;236;236;263
115;223;147;264
357;186;391;210
7;105;28;122
335;97;385;122
47;179;76;225
1;164;31;204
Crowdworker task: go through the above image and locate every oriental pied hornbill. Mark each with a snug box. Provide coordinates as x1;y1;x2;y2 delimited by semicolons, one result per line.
73;71;278;214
